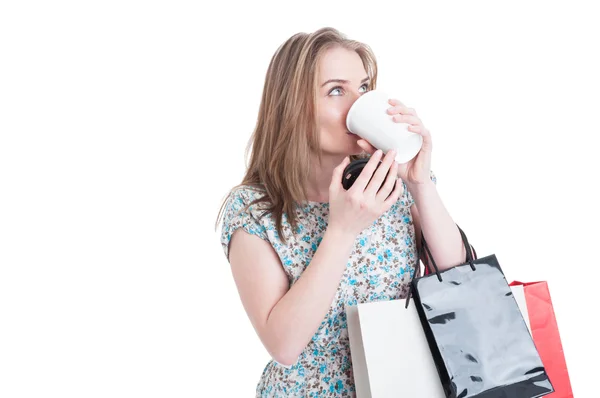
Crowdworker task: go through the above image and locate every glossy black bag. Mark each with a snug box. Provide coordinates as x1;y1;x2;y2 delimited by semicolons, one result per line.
409;226;554;398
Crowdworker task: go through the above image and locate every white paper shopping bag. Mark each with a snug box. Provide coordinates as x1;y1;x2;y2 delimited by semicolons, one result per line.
510;284;532;333
347;299;445;398
347;286;531;398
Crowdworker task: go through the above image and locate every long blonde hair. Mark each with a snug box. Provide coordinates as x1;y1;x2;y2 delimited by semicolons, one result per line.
215;27;378;244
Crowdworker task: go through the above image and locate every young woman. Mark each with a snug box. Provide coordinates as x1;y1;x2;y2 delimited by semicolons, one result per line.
216;27;470;397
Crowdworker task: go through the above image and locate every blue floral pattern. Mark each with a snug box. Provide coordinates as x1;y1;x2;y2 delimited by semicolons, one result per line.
220;171;436;397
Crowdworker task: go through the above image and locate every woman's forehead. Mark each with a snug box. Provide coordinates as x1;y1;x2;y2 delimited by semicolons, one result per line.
318;47;368;83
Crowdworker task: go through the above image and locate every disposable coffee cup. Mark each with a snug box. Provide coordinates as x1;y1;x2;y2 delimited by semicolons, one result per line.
346;90;423;163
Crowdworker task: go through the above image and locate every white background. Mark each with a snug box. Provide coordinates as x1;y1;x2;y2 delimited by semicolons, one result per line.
1;1;598;397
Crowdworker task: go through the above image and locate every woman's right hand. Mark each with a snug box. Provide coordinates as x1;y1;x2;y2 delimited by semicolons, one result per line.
328;149;403;238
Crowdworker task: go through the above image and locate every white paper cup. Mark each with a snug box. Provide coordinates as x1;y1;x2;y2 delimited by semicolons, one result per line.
346;90;423;163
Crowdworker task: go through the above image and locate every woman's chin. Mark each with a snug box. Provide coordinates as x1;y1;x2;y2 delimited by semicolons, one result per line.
349;138;365;154
321;137;364;157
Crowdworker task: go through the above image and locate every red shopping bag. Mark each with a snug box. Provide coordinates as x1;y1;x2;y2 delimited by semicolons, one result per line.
509;281;573;398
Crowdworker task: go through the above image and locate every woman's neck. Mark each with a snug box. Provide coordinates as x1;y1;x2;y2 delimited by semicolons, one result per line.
305;154;346;203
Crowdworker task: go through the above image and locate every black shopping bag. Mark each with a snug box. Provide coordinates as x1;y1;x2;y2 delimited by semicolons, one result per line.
409;226;554;398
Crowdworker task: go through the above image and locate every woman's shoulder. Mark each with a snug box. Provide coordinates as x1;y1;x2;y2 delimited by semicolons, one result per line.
223;184;269;212
219;184;272;259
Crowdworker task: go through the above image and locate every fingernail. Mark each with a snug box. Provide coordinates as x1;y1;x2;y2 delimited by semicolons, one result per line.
375;149;382;156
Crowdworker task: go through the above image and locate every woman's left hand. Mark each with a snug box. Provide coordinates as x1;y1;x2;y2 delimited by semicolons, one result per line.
356;98;432;185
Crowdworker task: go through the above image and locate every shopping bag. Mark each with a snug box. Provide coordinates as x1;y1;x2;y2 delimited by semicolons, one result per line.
348;286;536;397
509;281;573;398
347;299;446;398
410;226;554;398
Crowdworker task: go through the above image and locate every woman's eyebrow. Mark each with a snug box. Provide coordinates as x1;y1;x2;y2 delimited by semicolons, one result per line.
320;77;370;87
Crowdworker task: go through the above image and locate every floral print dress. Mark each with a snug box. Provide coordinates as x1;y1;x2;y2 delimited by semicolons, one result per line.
220;171;436;397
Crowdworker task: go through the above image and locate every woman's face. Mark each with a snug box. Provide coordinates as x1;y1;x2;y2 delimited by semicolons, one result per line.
316;46;370;157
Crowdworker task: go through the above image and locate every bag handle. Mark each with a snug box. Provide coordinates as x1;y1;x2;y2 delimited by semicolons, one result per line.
405;224;476;308
421;232;477;275
421;225;475;282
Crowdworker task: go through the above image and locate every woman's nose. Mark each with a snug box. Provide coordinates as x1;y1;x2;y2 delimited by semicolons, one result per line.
344;95;361;124
346;91;362;111
349;90;362;103
345;93;361;115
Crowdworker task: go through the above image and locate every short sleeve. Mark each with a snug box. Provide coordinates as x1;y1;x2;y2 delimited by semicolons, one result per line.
404;170;437;207
220;187;269;261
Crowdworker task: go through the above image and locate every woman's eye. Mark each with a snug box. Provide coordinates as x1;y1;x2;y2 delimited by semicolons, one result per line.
329;84;369;96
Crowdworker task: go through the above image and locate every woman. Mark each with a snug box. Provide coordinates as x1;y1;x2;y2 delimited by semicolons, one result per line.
216;27;471;397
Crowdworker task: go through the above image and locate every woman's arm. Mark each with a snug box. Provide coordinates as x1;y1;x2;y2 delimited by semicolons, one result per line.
228;225;355;367
409;180;471;272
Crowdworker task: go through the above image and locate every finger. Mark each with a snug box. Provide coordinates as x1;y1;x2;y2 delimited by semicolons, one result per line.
407;125;431;139
365;150;396;197
388;98;406;107
392;114;421;124
376;160;398;202
349;150;383;192
382;175;404;210
386;105;417;116
357;139;377;154
329;156;350;195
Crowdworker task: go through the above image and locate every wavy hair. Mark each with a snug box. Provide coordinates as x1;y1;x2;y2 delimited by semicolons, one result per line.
215;27;378;243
